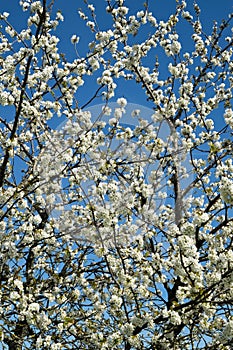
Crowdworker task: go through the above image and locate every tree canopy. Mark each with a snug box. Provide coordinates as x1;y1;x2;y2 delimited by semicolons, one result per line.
0;0;233;349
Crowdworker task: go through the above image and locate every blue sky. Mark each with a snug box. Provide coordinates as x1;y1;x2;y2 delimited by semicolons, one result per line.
1;0;232;109
1;0;232;185
2;0;232;41
2;0;232;63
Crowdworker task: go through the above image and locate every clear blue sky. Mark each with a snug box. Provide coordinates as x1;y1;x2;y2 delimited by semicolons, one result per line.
2;1;232;38
3;1;232;58
1;0;232;100
2;0;232;61
1;0;232;110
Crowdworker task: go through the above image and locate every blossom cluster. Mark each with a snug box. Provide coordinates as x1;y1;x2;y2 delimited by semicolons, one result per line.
0;0;233;349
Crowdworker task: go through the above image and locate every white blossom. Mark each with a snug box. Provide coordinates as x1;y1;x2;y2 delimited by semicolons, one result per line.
117;97;127;107
220;177;233;204
0;1;233;349
71;34;80;44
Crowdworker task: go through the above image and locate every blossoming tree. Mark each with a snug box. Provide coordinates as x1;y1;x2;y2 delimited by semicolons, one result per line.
0;0;233;349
